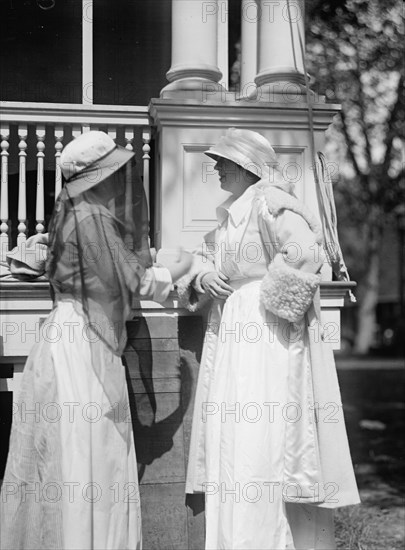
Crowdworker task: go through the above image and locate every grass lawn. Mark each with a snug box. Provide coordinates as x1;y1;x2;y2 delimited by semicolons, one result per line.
335;363;405;549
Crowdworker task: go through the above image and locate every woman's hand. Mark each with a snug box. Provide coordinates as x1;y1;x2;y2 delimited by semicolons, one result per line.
201;271;234;299
164;249;193;282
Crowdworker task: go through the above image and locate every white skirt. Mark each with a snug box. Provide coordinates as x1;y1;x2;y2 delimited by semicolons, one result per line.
186;279;336;550
0;301;141;550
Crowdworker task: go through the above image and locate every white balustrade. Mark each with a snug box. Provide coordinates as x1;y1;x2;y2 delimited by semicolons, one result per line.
0;102;153;251
142;127;151;210
54;127;64;200
125;128;134;152
72;126;82;140
0;125;10;258
17;125;28;245
35;126;46;234
124;128;135;248
107;127;117;142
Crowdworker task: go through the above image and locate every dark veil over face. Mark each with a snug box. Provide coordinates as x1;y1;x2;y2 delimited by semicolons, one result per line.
100;157;152;267
47;156;152;357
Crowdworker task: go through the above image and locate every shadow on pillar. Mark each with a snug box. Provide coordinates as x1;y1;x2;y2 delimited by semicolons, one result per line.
123;313;206;548
123;315;205;476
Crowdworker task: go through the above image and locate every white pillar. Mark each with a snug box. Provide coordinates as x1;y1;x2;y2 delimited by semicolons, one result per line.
240;0;258;98
161;0;224;99
82;0;93;104
254;0;307;99
217;0;229;90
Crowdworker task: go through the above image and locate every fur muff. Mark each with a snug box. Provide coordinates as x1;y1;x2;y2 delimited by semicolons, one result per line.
260;258;321;322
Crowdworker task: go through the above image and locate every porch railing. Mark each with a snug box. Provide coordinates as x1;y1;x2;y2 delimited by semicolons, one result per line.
0;101;153;258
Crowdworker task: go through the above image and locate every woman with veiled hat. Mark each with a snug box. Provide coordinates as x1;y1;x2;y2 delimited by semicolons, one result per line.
0;131;192;550
178;128;360;549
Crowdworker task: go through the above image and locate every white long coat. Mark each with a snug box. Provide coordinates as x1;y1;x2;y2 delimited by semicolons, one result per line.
178;182;360;549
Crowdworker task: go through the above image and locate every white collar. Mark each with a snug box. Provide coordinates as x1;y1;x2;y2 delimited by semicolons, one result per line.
216;185;255;227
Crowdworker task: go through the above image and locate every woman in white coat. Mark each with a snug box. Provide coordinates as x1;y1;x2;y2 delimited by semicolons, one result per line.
178;128;360;550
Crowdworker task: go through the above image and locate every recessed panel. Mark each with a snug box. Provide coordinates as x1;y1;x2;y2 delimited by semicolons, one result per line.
182;145;229;231
274;147;306;201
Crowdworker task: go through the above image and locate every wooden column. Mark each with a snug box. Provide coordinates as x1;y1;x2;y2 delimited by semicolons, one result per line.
240;0;258;97
254;0;307;100
161;0;224;99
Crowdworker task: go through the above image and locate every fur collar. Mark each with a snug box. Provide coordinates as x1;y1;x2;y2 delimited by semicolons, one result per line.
256;183;324;245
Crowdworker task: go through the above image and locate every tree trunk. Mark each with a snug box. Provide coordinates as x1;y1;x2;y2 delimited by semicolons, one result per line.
354;224;381;354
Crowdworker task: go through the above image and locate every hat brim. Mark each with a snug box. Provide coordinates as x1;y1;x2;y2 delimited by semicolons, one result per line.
204;149;260;177
66;145;135;198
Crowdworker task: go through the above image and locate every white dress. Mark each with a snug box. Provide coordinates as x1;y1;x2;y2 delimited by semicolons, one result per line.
185;184;337;549
0;213;172;550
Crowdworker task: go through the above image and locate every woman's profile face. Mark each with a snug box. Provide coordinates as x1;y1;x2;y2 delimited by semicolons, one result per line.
86;169;126;207
214;158;246;193
214;157;258;195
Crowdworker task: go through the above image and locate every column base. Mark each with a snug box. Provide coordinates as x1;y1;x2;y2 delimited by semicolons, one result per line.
249;67;317;102
255;67;306;87
160;78;225;100
247;82;322;103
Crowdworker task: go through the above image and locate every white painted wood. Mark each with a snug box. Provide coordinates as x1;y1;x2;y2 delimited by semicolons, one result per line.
0;284;346;359
7;372;24;400
124;128;135;247
0;125;10;258
0;104;152;263
149;100;340;251
54;126;64;200
72;126;82;140
107;127;117;142
240;0;258;97
142;127;151;210
82;0;93;104
255;0;305;89
0;102;150;127
162;0;223;96
182;143;229;232
217;0;229;90
125;128;135;151
17;125;28;245
35;126;46;234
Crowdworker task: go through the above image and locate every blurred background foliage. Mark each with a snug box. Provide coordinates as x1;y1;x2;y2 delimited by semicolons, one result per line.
305;0;404;355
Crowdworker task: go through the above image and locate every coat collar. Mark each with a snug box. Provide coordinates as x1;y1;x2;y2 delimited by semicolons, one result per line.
216;184;256;227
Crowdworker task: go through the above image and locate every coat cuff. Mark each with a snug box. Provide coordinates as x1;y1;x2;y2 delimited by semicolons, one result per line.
149;266;173;303
260;260;321;322
176;261;213;312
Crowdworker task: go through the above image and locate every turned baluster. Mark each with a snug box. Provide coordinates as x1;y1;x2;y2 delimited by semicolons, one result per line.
17;125;28;245
35;126;46;234
124;128;135;248
54;127;64;200
107;127;117;215
142;127;151;212
0;125;10;258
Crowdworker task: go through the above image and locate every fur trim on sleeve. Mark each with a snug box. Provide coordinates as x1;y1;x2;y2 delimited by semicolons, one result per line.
260;259;321;322
175;259;213;312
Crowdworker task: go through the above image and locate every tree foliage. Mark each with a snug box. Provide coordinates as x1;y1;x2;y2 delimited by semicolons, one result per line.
305;0;405;353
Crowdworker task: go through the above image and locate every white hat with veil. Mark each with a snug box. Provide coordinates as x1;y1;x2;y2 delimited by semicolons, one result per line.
47;131;152;358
